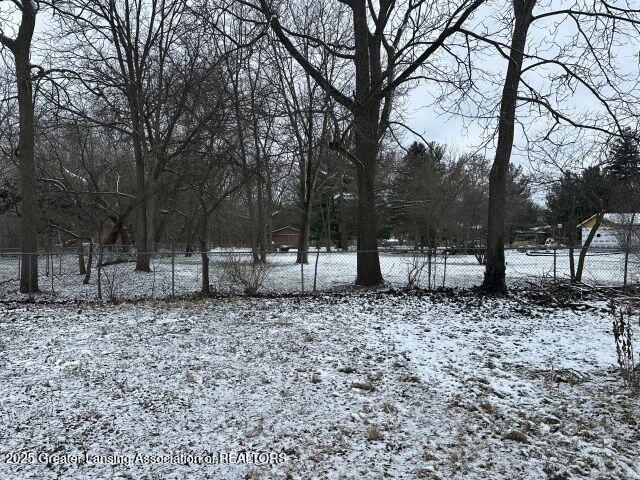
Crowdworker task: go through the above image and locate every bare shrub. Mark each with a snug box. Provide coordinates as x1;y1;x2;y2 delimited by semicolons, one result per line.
220;252;273;295
611;302;639;389
101;261;124;303
406;252;429;288
365;424;382;441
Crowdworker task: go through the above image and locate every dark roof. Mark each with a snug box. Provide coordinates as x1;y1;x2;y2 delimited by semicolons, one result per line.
272;226;299;234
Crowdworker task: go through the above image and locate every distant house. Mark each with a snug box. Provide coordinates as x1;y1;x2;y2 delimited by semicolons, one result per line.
577;213;640;248
271;226;299;250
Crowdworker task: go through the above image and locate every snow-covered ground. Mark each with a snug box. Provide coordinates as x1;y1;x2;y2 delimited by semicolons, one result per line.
0;249;637;302
1;292;638;479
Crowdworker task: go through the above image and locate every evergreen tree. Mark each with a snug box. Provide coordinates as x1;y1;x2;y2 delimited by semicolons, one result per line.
546;166;615;243
389;141;446;246
605;128;640;185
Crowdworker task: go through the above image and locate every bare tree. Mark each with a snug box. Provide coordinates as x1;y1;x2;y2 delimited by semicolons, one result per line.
52;0;208;272
269;38;339;263
244;0;484;285
0;0;40;293
481;0;535;293
453;0;640;292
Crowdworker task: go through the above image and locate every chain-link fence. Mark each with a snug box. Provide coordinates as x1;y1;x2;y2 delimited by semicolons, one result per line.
0;246;638;302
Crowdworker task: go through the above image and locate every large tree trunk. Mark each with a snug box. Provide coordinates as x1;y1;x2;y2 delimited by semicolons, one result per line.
15;43;39;293
134;140;151;271
482;0;535;293
353;107;383;286
351;0;383;286
146;175;156;256
297;150;316;264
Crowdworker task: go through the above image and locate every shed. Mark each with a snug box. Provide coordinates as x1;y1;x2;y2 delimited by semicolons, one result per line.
271;226;299;249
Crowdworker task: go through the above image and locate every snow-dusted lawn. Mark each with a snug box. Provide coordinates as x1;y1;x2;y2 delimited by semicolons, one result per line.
1;292;638;479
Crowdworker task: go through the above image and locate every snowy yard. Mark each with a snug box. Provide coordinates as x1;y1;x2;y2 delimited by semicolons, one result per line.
1;291;638;479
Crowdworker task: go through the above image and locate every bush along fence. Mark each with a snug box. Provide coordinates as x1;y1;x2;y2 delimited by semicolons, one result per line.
0;245;638;302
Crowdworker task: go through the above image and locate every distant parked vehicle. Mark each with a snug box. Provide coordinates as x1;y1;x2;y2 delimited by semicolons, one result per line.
381;237;400;247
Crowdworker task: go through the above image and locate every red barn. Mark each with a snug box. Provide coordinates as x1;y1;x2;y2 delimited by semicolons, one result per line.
271;226;299;250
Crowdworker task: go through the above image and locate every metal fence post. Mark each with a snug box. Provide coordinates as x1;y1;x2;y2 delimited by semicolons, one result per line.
553;245;557;282
171;244;175;296
51;254;55;295
427;249;432;290
313;249;320;294
97;260;102;301
442;252;448;288
301;255;305;294
28;254;33;301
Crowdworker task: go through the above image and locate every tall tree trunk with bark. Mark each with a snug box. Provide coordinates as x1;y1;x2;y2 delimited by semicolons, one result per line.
352;0;384;286
133;132;151;271
482;0;535;293
296;150;317;264
1;2;39;293
16;48;39;293
258;0;483;286
353;106;383;285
